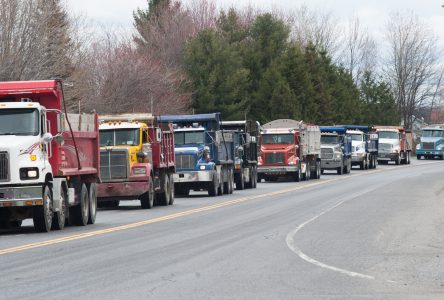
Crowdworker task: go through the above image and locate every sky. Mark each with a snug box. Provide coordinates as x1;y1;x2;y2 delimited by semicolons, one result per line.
67;0;444;46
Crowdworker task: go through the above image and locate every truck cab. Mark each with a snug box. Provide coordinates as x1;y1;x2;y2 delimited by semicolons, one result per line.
320;127;352;175
416;127;444;160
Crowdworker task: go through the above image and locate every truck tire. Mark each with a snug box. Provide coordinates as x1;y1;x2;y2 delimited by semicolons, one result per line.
417;155;421;160
253;167;258;188
33;185;53;233
208;171;218;197
359;161;364;170
223;169;230;194
228;170;234;194
304;163;310;181
294;164;301;182
317;160;321;179
337;162;344;175
140;176;154;208
395;155;400;165
88;183;97;224
236;171;245;190
161;173;171;206
407;152;411;164
168;174;175;205
245;168;253;189
52;184;67;230
218;170;224;195
72;183;90;226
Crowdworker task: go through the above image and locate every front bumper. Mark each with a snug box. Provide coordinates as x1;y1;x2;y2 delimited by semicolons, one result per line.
377;153;398;161
174;171;214;183
321;160;342;170
258;165;298;175
0;185;43;207
351;155;365;163
416;149;444;156
97;181;149;200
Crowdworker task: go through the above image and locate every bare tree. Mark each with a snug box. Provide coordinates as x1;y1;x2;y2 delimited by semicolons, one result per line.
339;17;377;84
78;33;190;115
0;0;75;81
384;13;442;128
288;6;340;57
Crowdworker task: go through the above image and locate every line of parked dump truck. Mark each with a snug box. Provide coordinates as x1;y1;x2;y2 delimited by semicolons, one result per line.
0;80;430;233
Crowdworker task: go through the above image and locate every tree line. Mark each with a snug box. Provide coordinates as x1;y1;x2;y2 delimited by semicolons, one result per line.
0;0;442;128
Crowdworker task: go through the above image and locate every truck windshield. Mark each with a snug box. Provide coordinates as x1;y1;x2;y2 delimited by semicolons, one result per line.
100;129;139;146
0;108;39;136
378;131;399;139
422;130;444;138
262;134;294;144
349;134;363;141
321;135;339;144
174;131;205;145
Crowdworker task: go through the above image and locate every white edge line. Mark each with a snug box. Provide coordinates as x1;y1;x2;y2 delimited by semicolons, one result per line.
286;200;376;280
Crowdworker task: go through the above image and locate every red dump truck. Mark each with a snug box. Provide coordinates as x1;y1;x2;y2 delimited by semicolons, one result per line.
0;80;100;232
258;119;321;182
97;114;175;209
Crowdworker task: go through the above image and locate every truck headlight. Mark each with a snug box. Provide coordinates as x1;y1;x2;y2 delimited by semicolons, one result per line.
288;161;295;165
334;153;342;160
416;144;420;150
199;165;206;170
133;167;147;175
20;168;39;180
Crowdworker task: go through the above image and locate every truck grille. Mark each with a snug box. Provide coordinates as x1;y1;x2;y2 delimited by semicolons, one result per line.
422;142;434;150
378;143;392;152
100;150;128;181
321;148;334;160
265;153;285;164
176;154;196;169
0;152;9;182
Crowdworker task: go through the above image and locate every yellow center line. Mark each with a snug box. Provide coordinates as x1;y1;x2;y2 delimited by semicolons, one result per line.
0;161;440;256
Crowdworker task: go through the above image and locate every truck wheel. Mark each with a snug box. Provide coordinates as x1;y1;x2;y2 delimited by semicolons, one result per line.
337;162;344;175
304;163;310;181
252;167;257;188
161;173;171;206
317;160;321;179
359;161;364;170
87;183;97;224
407;152;411;164
395;155;400;165
417;155;421;160
223;169;230;194
218;170;224;195
52;185;67;230
33;185;53;232
228;170;234;194
72;184;90;226
208;171;218;197
168;174;175;205
236;172;245;190
294;164;301;182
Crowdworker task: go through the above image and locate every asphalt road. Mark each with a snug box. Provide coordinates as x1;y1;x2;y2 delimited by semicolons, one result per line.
1;159;444;299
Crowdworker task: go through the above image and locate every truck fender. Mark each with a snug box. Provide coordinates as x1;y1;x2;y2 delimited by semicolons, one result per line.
52;178;67;212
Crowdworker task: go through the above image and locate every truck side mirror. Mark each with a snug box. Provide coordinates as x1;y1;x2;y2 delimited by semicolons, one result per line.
54;134;64;144
42;133;53;143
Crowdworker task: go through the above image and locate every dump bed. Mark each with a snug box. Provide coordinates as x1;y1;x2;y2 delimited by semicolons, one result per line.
150;123;175;170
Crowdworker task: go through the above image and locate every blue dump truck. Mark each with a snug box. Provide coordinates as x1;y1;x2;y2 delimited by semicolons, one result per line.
416;125;444;160
221;120;259;189
158;113;235;196
340;125;378;169
320;126;352;175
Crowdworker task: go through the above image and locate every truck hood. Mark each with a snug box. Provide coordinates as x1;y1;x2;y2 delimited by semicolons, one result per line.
0;135;42;155
261;144;295;151
379;138;399;146
175;146;200;155
420;137;443;144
